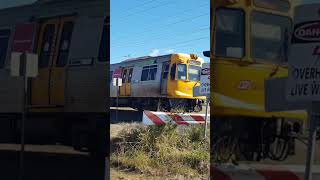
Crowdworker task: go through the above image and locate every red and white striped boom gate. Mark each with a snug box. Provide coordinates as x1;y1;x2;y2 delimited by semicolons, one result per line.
143;111;210;125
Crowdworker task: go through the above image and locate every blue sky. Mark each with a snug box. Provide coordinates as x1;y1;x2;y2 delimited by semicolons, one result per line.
0;0;317;64
110;0;210;64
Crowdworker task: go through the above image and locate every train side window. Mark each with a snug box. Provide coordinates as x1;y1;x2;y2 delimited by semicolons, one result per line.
122;69;127;83
0;29;10;68
128;68;133;83
170;63;176;80
162;63;169;79
99;18;109;62
56;22;74;67
39;24;55;68
141;65;157;81
215;8;245;58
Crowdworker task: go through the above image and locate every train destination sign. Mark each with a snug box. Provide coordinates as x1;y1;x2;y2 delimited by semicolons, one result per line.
287;5;320;101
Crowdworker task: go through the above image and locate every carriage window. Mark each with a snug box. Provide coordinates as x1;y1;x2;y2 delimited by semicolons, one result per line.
39;24;55;68
99;18;109;62
122;69;127;83
162;63;170;79
128;68;133;83
177;64;187;80
141;65;157;81
170;63;176;80
215;8;245;58
0;29;10;68
56;22;74;67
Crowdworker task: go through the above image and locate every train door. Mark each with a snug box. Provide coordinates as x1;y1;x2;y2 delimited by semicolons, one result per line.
31;19;60;106
126;68;133;96
119;67;132;96
50;17;75;106
160;62;169;95
31;17;75;107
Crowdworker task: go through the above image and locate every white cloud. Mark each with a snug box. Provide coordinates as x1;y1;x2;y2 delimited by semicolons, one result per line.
149;48;175;56
164;49;175;54
149;49;161;56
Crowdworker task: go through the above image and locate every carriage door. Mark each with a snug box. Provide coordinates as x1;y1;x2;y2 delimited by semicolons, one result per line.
126;68;133;96
31;19;60;106
31;17;74;107
160;62;169;95
50;17;74;106
119;67;132;96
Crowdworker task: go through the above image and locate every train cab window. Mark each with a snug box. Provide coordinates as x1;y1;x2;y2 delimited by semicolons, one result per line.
56;22;74;67
215;8;245;59
251;11;291;63
0;29;10;68
170;63;176;80
177;64;187;80
39;24;55;68
99;18;109;62
141;65;157;81
188;65;201;81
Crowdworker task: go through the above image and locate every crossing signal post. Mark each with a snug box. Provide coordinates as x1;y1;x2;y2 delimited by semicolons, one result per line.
11;52;38;180
112;72;122;123
193;63;210;138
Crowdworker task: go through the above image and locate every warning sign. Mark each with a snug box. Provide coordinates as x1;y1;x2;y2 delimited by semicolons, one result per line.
199;63;210;96
112;68;122;78
287;5;320;101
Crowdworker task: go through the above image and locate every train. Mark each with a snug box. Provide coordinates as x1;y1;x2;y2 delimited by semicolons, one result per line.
110;53;206;112
210;0;307;162
0;0;108;156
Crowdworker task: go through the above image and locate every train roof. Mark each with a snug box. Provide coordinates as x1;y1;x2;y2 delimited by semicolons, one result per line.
0;0;107;21
112;53;202;65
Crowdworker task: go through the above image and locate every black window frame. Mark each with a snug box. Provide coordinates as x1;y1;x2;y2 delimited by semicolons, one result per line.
251;11;292;64
170;63;176;80
56;21;74;67
98;18;109;62
39;24;56;68
141;65;157;81
0;29;11;69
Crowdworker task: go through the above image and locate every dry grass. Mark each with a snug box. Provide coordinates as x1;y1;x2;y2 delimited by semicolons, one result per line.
110;123;210;179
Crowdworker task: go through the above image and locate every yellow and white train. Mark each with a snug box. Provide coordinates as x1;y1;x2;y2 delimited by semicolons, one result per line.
210;0;307;161
110;53;205;112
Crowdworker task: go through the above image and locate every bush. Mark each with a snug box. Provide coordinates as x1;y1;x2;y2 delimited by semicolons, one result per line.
111;123;210;179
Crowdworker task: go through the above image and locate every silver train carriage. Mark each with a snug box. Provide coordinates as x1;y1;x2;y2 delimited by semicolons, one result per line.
110;53;205;112
0;0;108;155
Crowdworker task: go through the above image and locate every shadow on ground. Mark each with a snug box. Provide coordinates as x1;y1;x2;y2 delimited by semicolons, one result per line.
0;147;106;180
110;108;142;123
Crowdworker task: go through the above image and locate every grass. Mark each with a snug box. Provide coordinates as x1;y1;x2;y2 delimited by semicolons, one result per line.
110;123;210;179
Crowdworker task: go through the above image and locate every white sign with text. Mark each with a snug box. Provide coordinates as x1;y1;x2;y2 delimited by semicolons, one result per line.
199;63;210;96
287;5;320;101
